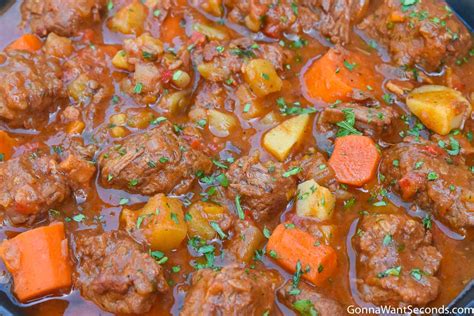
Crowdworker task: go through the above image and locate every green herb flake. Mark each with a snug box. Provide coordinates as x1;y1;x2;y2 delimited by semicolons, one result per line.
377;266;401;278
133;82;143;94
235;195;245;220
210;221;227;239
343;60;357;71
410;268;423;281
293;299;318;316
283;166;302;178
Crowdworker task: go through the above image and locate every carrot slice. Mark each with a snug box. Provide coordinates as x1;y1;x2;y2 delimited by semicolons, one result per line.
0;131;15;161
267;224;337;286
6;34;43;53
303;48;381;103
0;223;72;302
328;135;381;186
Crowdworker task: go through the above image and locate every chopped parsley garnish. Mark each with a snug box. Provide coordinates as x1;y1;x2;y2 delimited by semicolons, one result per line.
422;214;432;229
129;179;139;186
410;268;423;281
151;116;167;125
377;266;401;278
293;299;318;316
119;198;129;205
243;103;251;113
276;98;316;116
212;159;228;169
133;82;143;94
283;166;302;178
427;172;439;181
235;195;244;220
382;234;392;246
210;221;227;239
72;214;86;222
343;60;357;71
336;108;362;137
263;227;271;239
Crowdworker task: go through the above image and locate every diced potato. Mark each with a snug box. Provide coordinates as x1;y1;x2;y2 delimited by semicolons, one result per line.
201;0;223;16
193;23;229;40
43;33;73;58
260;111;279;126
208;109;237;137
197;62;229;82
319;225;336;244
112;50;133;71
235;85;265;119
121;194;187;251
109;1;147;35
66;120;85;135
244;15;261;32
296;179;336;221
242;59;282;97
263;114;309;161
67;74;89;101
133;33;164;59
186;201;229;240
228;220;264;263
109;126;129;138
125;109;155;129
406;85;472;135
171;70;191;88
159;90;192;114
110;113;127;126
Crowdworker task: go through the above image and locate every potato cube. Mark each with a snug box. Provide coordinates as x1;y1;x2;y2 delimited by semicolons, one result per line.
186;201;229;240
263;114;309;161
406;85;471;135
296;179;336;221
208;109;237;137
228;220;264;263
121;194;187;251
112;50;133;71
242;59;282;97
109;1;147;35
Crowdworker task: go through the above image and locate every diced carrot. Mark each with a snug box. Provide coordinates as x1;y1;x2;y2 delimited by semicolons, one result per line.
328;135;380;186
0;223;72;302
160;15;185;43
389;11;405;23
6;34;43;53
266;224;337;286
0;131;15;161
303;48;381;103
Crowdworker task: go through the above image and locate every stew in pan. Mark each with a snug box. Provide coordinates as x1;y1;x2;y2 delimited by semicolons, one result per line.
0;0;473;315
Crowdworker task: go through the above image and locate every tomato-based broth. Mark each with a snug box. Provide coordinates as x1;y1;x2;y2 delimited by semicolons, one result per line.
0;0;473;315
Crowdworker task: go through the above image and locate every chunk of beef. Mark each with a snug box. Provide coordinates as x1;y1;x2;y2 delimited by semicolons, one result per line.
380;138;474;229
293;150;338;189
354;213;442;306
278;280;346;316
117;33;191;104
74;231;168;314
63;46;114;106
99;121;212;195
0;143;97;225
180;265;281;315
0;149;70;225
358;0;472;70
225;152;296;222
225;0;369;43
317;103;398;137
0;51;65;128
21;0;106;37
